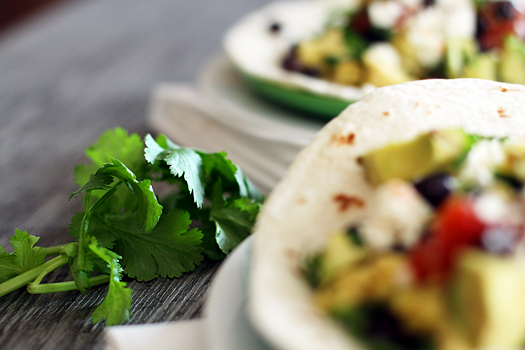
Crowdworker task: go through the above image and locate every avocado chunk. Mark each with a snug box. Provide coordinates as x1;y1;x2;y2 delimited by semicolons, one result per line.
362;43;414;87
461;52;497;80
497;140;525;181
499;35;525;84
320;230;367;283
391;32;424;77
361;129;473;186
449;249;525;348
445;38;477;79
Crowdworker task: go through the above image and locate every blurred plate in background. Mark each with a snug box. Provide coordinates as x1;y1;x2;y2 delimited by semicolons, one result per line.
148;53;325;194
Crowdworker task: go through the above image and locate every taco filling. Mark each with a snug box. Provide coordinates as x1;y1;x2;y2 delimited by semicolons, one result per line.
306;129;525;350
280;0;525;87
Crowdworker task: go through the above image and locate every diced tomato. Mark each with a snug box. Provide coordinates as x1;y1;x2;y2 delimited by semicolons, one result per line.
410;196;486;282
477;1;525;51
348;9;371;34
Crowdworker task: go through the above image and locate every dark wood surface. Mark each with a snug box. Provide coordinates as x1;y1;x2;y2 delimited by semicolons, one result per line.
0;0;71;33
0;0;271;348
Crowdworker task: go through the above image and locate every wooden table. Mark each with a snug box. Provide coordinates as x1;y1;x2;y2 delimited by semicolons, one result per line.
0;0;271;348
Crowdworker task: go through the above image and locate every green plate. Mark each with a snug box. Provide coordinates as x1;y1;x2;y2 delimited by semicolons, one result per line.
241;73;356;120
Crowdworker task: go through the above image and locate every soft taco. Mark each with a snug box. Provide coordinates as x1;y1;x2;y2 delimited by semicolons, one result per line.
248;78;525;350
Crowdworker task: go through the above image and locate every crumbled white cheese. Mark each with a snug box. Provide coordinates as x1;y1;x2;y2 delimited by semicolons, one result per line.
443;6;475;38
364;42;403;66
401;0;474;68
361;179;432;250
325;0;363;10
398;0;423;10
458;140;506;187
405;8;446;67
474;188;524;226
368;1;404;29
513;0;525;13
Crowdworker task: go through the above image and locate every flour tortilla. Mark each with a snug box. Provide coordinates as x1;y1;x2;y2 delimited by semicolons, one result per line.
248;79;525;350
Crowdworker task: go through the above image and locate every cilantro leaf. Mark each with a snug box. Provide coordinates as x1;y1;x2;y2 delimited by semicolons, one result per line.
10;230;47;270
145;134;205;208
199;151;237;183
69;172;114;200
89;239;131;326
86;159;163;233
343;28;368;60
0;127;264;327
69;212;116;249
69;242;100;293
143;133;166;162
0;249;16;284
234;166;263;201
199;216;226;261
112;209;204;281
71;266;91;293
0;230;47;283
211;197;261;254
74;128;145;187
68;212;84;241
69;159;163;292
199;151;263;201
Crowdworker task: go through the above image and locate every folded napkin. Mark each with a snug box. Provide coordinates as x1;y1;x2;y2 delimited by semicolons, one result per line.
147;55;324;194
106;319;205;350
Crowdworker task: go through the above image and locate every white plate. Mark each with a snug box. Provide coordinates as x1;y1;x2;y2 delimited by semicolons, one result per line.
204;236;274;350
197;53;323;146
223;0;366;102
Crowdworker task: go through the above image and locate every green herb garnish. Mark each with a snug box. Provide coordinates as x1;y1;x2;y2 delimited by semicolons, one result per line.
0;128;263;325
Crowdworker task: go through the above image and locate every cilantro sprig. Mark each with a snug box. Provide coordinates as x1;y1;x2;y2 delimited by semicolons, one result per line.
0;128;263;325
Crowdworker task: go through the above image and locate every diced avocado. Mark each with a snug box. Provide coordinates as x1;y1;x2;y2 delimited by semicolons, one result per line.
297;29;349;69
499;35;525;84
497;140;525;181
461;52;497;80
445;38;477;79
332;60;363;86
390;31;424;77
449;249;525;348
361;129;473;186
320;230;367;283
362;43;414;87
314;254;407;310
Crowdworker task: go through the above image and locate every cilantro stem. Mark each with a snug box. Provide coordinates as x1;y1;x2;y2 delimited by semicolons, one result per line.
75;193;92;273
44;244;71;257
0;255;68;298
28;275;110;294
89;182;123;212
27;253;71;294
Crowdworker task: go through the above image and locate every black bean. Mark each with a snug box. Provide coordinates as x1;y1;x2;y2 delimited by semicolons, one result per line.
269;22;281;33
333;303;435;350
414;173;453;207
494;1;516;20
496;173;523;190
281;46;302;72
301;67;322;77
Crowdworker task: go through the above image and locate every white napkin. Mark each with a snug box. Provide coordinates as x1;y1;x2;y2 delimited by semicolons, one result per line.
105;319;205;350
147;55;323;194
148;84;285;193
